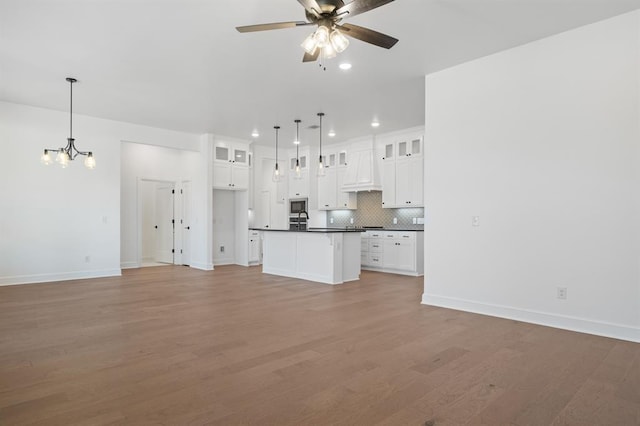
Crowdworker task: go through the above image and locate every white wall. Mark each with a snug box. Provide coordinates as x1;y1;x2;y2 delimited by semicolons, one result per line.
424;11;640;342
0;101;203;284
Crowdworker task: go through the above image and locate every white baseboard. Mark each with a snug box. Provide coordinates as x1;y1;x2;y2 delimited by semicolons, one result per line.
190;262;214;271
0;269;122;286
120;261;140;269
422;293;640;343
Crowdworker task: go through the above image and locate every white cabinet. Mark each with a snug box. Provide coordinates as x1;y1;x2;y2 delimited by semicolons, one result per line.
361;230;423;276
288;151;309;199
395;156;423;207
248;230;261;265
380;132;423;208
213;140;250;190
317;158;357;211
382;232;415;272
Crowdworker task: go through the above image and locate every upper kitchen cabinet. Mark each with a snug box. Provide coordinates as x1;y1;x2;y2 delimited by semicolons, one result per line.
341;137;382;192
212;139;250;190
379;128;424;208
288;147;309;199
317;145;357;210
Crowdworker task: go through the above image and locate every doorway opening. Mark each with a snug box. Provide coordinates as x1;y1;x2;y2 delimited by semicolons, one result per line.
140;180;175;267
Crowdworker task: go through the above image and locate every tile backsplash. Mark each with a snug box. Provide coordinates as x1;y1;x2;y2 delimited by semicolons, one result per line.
326;191;424;228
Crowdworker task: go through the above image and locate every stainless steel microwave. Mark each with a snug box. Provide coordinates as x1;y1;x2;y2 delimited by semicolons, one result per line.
289;198;308;216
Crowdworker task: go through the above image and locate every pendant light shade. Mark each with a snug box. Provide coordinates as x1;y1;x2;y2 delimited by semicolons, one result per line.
41;77;95;169
272;125;282;182
317;112;325;177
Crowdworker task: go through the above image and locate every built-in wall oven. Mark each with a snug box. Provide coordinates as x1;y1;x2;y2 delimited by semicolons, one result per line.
289;198;308;230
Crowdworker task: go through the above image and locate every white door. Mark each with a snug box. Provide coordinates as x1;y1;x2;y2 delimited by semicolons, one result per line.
155;183;175;264
181;181;192;266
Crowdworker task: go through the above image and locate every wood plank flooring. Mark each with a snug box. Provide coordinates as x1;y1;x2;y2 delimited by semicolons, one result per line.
0;265;638;425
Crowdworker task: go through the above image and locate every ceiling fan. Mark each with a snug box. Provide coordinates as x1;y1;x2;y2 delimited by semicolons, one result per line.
236;0;399;62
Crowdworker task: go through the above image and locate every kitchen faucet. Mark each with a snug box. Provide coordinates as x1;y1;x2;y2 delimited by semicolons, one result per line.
297;211;309;229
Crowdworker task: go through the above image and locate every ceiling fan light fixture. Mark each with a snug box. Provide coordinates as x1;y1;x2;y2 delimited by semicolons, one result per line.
323;42;337;59
314;25;330;47
301;32;318;55
330;29;349;53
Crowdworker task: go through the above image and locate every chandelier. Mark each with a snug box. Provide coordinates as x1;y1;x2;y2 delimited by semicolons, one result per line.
41;77;95;169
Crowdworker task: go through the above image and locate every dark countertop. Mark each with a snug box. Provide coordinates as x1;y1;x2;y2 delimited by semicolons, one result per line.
250;227;365;233
250;227;423;233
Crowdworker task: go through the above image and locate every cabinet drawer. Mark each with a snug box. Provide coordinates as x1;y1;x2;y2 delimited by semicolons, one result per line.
367;253;383;266
383;231;398;239
398;232;415;241
367;231;383;238
249;230;261;238
368;241;383;252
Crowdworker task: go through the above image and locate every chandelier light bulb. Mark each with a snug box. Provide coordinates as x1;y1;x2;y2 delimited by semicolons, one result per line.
272;163;281;182
41;150;52;165
84;153;96;169
295;160;302;179
59;151;70;168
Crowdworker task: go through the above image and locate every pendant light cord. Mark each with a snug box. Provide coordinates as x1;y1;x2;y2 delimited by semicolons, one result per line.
69;79;73;140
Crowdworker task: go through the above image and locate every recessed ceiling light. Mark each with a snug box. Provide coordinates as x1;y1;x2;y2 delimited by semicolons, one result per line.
339;63;352;70
328;131;336;137
371;121;380;128
251;130;259;138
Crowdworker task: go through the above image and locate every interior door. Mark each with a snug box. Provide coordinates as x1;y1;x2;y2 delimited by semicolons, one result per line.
181;181;191;266
155;183;175;264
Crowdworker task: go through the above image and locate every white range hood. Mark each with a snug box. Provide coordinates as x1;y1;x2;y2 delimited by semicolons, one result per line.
341;137;382;192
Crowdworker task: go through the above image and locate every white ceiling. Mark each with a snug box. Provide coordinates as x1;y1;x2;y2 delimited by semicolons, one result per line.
1;0;639;146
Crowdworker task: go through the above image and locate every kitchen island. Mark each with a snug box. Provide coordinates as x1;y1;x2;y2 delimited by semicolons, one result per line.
259;228;363;285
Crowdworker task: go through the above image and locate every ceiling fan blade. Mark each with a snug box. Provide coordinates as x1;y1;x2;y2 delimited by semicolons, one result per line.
236;21;312;33
303;49;320;62
335;0;395;19
297;0;323;18
337;23;398;49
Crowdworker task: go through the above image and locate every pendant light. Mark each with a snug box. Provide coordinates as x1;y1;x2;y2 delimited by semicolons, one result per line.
294;119;302;179
41;77;95;169
272;125;282;182
317;112;325;177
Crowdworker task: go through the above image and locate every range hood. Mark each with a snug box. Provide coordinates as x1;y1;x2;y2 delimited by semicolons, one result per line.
340;138;382;192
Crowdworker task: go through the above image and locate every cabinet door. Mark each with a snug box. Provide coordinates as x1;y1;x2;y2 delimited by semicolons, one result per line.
395;156;423;206
232;165;249;190
336;168;356;209
382;239;397;269
396;233;416;271
288;170;309;198
214;144;231;163
382;160;396;208
213;162;232;188
317;168;337;210
248;237;260;263
233;147;248;166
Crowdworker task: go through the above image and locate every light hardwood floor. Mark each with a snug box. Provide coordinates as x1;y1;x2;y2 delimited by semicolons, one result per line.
0;265;638;425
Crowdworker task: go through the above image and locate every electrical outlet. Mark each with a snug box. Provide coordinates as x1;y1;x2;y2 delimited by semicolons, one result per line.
557;287;567;300
330;217;334;224
413;217;417;224
350;218;354;224
472;216;480;227
220;246;225;253
393;217;398;225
